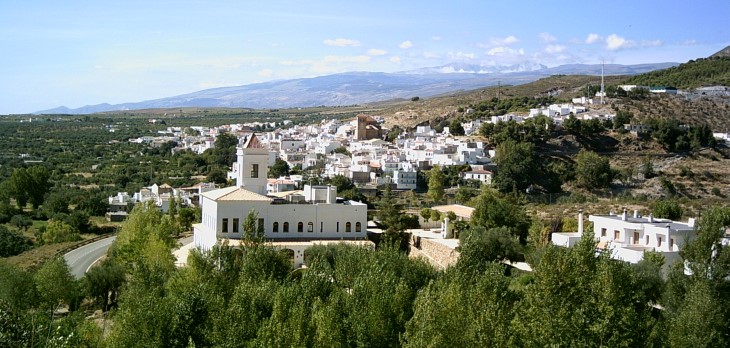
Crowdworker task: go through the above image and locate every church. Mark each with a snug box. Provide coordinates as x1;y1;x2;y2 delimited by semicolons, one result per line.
193;134;370;266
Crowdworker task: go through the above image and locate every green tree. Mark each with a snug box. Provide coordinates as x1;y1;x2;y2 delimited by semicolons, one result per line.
457;226;521;272
0;225;32;257
42;220;81;244
268;158;291;178
449;118;465;136
83;258;126;311
243;208;265;248
376;186;409;250
419;208;432;222
652;199;683;220
110;202;175;269
34;258;80;310
574;149;613;189
10;214;32;231
667;280;727;347
492;140;537;193
470;189;531;243
427;166;446;203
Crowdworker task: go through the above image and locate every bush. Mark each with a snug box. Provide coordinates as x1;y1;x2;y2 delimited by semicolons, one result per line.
0;225;32;257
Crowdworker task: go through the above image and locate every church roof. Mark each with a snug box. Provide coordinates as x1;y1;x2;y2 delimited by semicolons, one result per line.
201;186;273;202
242;133;264;149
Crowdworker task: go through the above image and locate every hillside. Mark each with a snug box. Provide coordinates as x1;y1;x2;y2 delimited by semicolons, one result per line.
381;75;626;128
622;56;730;89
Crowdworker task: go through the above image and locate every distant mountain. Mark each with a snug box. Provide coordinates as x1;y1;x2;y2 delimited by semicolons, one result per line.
35;62;678;114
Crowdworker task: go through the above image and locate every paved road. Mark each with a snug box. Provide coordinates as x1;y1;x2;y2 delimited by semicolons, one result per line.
64;236;116;279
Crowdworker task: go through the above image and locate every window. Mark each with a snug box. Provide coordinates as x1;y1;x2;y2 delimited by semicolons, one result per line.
320;222;323;232
657;237;663;247
356;222;362;232
283;222;289;233
670;238;674;250
614;230;620;240
645;235;649;245
633;232;639;244
251;164;259;178
345;222;351;233
601;228;607;237
336;222;340;232
273;222;279;233
308;222;314;232
258;218;264;233
298;222;303;232
232;218;239;233
222;218;229;233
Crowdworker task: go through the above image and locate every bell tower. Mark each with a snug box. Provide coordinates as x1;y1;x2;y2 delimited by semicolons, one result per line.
235;133;268;195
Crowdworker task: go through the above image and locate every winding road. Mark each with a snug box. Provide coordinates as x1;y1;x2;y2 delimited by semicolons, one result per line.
64;236;116;279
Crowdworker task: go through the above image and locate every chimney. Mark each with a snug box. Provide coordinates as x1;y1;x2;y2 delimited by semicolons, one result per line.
622;208;628;221
633;210;639;218
648;214;654;223
578;209;584;234
688;218;696;228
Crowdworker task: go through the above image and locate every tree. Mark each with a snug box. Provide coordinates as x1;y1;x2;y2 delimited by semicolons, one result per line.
376;186;409;250
243;208;265;248
110;202;175;269
83;258;126;311
492;140;537;193
44;191;70;215
211;132;239;167
457;226;521;272
574;149;613;189
269;158;291;178
26;166;51;209
10;214;32;231
419;208;432;222
449;119;465;136
42;220;81;244
34;258;80;310
667;280;727;347
178;207;197;232
206;168;228;185
470;189;530;243
652;199;683;220
427;166;446;203
0;225;32;257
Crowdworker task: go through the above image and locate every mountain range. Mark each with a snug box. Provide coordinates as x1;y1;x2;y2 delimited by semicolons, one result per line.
35;62;678;114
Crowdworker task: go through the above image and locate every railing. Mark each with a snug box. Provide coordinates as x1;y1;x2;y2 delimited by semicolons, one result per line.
55;232;117;258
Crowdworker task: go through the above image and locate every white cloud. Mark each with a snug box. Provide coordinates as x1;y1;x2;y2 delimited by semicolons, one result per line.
431;36;442;41
539;32;557;43
681;39;698;45
389;56;401;63
448;51;475;60
323;38;361;47
487;46;524;56
606;34;635;51
585;33;602;44
258;69;273;77
323;55;371;63
367;48;387;56
641;39;663;47
545;45;566;54
477;35;520;49
399;40;413;49
423;51;440;59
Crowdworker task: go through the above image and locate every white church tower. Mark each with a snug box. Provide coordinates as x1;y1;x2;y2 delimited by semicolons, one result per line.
235;133;268;195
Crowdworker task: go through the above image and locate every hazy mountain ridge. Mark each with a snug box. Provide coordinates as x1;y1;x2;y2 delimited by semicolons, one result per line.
35;62;678;114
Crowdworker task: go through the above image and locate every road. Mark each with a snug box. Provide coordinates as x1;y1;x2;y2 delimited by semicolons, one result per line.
64;236;116;279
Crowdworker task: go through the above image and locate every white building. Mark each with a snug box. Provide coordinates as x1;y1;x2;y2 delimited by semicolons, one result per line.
462;169;492;185
193;134;369;267
552;210;696;268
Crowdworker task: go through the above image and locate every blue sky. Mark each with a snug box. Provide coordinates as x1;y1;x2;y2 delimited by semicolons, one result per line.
1;0;728;114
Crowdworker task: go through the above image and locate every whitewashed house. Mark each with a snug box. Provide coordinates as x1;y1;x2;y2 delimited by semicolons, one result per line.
193;134;369;267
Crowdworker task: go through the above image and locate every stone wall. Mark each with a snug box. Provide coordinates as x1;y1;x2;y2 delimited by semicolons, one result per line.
410;237;459;269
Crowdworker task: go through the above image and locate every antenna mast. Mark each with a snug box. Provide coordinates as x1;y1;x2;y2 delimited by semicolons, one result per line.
600;62;605;105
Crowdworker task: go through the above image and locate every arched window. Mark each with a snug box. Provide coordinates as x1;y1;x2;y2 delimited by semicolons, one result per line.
283;222;289;233
298;222;304;232
273;222;279;233
345;222;351;233
355;222;362;232
308;222;314;232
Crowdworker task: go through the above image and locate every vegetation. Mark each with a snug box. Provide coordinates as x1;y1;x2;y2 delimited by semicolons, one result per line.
623;56;730;89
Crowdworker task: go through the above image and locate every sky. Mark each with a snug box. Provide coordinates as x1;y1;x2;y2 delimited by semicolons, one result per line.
0;0;728;114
